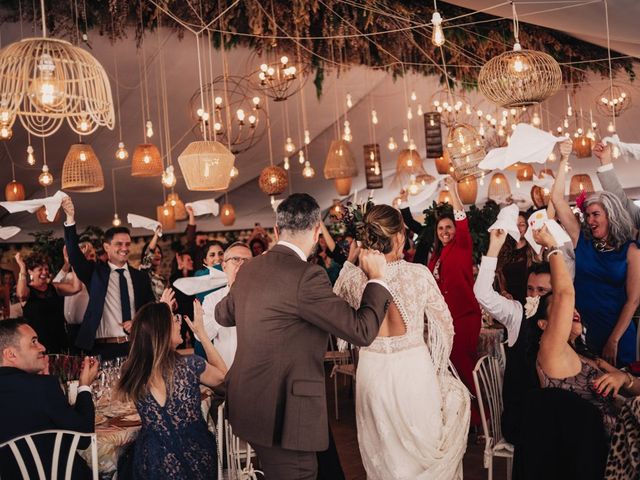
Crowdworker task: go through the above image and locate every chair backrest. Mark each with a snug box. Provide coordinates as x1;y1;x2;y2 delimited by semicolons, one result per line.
473;355;505;449
0;430;98;480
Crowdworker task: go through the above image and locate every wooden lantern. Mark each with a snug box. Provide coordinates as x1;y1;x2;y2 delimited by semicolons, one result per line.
437;189;451;204
36;206;62;224
396;148;426;176
516;164;534;181
178;140;235;191
363;144;383;189
5;180;25;201
61;143;104;192
132;144;163;177
435;153;451;175
458;176;478;205
220;203;236;226
570;174;595;201
446;123;485;180
424;111;444;158
488;173;511;201
165;193;187;221
333;177;352;196
157;204;176;230
259;165;288;195
324;139;358;180
572;136;592;158
531;185;551;208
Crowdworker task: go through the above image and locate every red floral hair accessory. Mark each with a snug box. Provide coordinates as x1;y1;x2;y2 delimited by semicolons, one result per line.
575;190;587;212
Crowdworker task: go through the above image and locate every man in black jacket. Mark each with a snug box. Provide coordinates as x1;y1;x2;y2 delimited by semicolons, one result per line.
0;318;98;479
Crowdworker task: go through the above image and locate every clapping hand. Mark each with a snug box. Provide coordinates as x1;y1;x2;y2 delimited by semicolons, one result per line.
184;300;207;341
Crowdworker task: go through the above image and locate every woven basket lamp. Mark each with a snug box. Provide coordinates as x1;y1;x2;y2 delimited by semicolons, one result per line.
539;168;555;179
572;136;592;158
157;204;176;230
220;203;236;226
259;165;288;196
424;112;444;158
178;141;235;191
458;176;478;205
36;206;61;224
478;45;562;108
531;185;551;209
5;180;25;201
570;174;595;201
446;123;485;180
435;153;452;175
165;193;187;221
437;189;451;204
132;144;163;177
61;143;104;192
324;140;358;195
363;144;383;189
396;148;427;176
488;173;511;201
516;164;534;182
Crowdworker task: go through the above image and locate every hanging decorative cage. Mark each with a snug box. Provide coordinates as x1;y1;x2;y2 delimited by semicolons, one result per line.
428;89;473;128
220;203;236;226
445;123;485;180
572;135;592;158
531;185;551;208
595;84;631;117
324;139;358;179
61;143;104;192
437;189;451;204
478;45;562;108
435;153;452;175
457;176;478;205
396;148;426;176
569;174;595;201
363;144;383;190
131;144;163;177
165;193;187;221
488;173;511;201
516;164;534;182
36;205;61;224
333;177;352;196
250;54;308;102
5;180;25;201
0;37;114;137
259;165;288;195
423;111;444;158
177;141;235;191
157;204;176;230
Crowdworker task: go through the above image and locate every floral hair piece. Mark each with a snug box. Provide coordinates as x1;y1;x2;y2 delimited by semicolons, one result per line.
575;190;587;213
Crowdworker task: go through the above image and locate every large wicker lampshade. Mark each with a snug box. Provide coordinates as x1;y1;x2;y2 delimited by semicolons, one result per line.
437;189;451;204
132;144;163;177
259;165;288;195
61;143;104;192
334;177;352;196
36;206;61;224
488;173;511;201
446;123;485;180
178;141;235;191
478;45;562;108
157;204;176;230
570;174;595;201
5;180;25;201
435;153;452;175
363;144;383;189
165;193;187;221
220;203;236;226
516;164;534;182
572;136;592;158
424;112;444;158
396;148;426;176
458;176;478;205
324;140;358;179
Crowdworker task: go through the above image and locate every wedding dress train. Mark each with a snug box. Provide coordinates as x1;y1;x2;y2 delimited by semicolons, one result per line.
334;260;470;480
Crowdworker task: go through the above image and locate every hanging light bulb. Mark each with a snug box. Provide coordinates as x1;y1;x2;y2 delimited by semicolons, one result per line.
30;53;64;108
252;96;261;108
115;142;129;161
417;104;424;116
38;164;53;186
371;110;378;125
532;112;541;127
431;11;445;47
408;175;420;195
26;145;36;165
388;137;397;151
236;109;246;124
408;138;417;151
302;161;315;178
112;213;122;227
478;124;486;137
410;91;417;102
298;150;305;164
229;165;239;178
607;121;616;133
402;129;409;143
0;124;12;140
214;96;223;108
346;93;353;108
407;107;413;120
283;156;290;170
511;43;526;73
162;165;177;188
285;137;295;153
146;120;154;138
342;120;352;142
304;129;311;145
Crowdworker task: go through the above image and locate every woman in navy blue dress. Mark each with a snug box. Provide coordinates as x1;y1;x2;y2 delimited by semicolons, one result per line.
118;298;227;479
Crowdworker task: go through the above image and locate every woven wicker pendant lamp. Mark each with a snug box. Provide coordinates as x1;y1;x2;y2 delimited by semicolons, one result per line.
220;203;236;226
177;140;235;191
259;165;288;195
165;193;187;221
396;148;426;176
446;123;485;180
458;176;478;205
363;144;383;189
61;143;104;192
5;180;25;201
516;164;534;182
570;174;594;201
437;189;451;204
157;204;176;230
132;144;163;177
572;136;592;158
324;139;358;195
488;173;511;201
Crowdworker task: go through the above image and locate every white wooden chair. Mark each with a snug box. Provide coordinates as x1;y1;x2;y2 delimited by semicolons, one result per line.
216;403;263;480
472;355;513;480
0;430;98;480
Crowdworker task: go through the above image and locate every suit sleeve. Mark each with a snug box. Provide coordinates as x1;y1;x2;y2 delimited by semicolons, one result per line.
215;288;236;327
63;224;94;287
42;377;94;435
597;167;640;229
298;265;391;346
400;207;425;235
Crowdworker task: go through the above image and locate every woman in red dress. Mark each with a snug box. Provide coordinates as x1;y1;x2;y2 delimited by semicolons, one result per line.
427;177;482;424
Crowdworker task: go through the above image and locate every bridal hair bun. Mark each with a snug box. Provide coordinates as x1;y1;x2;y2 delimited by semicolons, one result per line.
361;205;404;254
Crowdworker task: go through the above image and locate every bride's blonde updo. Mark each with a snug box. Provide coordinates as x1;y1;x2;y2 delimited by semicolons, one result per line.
360;205;404;254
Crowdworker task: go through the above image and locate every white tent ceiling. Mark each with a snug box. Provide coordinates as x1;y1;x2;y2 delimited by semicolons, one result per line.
0;1;638;242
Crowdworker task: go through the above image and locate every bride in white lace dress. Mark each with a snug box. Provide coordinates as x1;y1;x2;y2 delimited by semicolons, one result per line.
334;205;470;480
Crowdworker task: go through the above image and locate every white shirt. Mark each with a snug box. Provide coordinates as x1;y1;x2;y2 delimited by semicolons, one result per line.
96;262;135;339
473;256;523;347
201;286;237;368
53;270;89;325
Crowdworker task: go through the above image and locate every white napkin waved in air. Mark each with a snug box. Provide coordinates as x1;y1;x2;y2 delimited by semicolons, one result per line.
0;226;20;240
488;204;520;241
602;134;640;161
0;190;68;222
127;214;161;234
524;209;571;254
185;199;219;217
479;124;566;170
173;267;228;296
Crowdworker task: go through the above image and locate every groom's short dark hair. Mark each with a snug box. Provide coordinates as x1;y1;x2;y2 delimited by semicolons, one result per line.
276;193;321;233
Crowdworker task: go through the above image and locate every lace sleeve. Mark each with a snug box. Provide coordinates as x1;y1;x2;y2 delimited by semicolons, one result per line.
333;262;367;351
421;267;455;376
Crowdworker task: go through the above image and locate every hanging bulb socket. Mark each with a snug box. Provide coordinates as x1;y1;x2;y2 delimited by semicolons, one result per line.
431;11;445;47
112;213;122;227
38;164;53;187
115;142;129;161
27;145;36;165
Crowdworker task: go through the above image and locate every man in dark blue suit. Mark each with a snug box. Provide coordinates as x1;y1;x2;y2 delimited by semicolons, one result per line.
61;197;155;360
0;318;98;479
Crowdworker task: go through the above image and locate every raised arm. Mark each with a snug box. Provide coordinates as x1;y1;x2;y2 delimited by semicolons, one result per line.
185;300;227;388
61;197;94;286
53;246;82;297
446;176;464;212
14;253;29;301
319;221;337;253
400;207;425;235
185;205;196;250
550;140;581;246
140;227;161;271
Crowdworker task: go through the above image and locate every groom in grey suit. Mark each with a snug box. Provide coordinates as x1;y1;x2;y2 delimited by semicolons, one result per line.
215;193;392;479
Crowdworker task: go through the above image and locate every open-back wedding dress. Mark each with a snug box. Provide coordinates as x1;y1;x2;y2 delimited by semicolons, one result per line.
334;260;470;480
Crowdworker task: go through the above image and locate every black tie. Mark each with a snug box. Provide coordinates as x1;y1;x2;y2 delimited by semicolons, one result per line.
115;268;132;324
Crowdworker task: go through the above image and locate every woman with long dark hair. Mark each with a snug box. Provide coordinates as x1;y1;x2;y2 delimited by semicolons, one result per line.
118;300;227;479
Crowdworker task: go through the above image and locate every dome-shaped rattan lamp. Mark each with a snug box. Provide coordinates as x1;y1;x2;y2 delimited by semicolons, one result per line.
396;148;426;176
572;136;592;158
324;139;357;195
177;141;235;191
220;203;236;226
516;164;534;182
488;173;511;201
132;144;163;177
437;189;451;204
458;176;478;205
570;174;595;201
165;193;187;221
446;123;485;180
5;180;25;201
61;143;104;192
259;165;288;196
157;204;176;230
435;154;452;175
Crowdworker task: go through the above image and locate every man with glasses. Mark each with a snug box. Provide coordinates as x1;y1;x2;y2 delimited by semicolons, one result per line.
199;242;252;367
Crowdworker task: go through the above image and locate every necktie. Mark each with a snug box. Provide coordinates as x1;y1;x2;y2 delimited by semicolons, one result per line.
115;268;132;324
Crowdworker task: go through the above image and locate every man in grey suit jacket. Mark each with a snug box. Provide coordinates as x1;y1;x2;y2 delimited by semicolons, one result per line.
595;141;640;228
215;193;392;480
